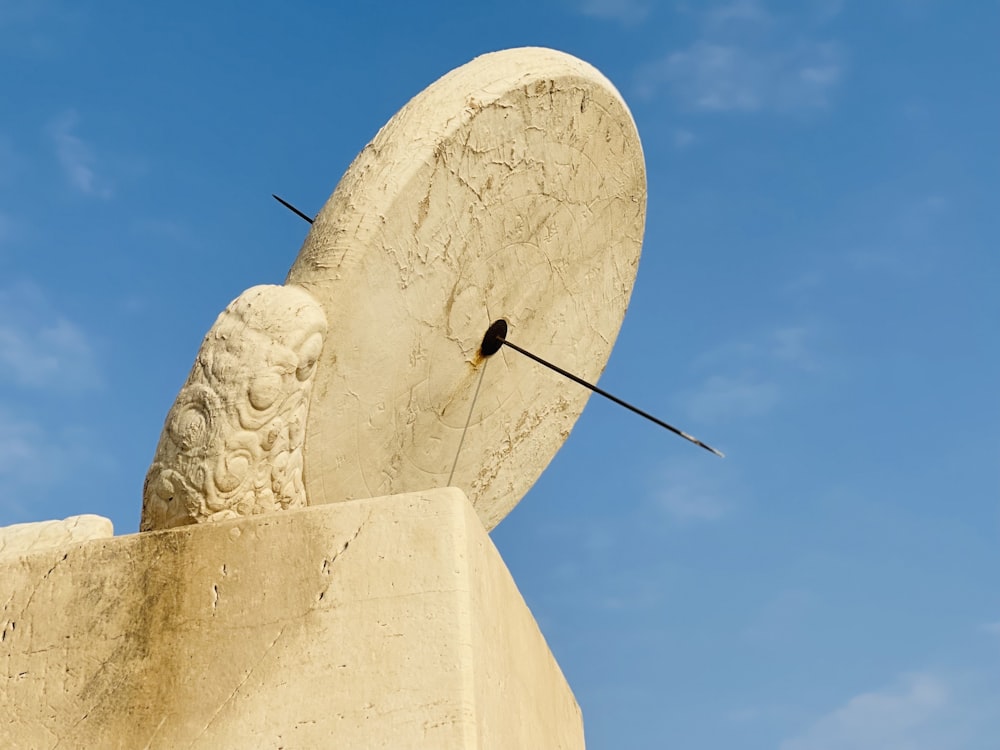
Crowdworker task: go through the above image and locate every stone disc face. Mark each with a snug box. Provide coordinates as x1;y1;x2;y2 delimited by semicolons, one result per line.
287;47;646;530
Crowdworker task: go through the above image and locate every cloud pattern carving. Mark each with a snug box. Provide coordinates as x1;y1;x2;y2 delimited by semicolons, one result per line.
141;285;327;531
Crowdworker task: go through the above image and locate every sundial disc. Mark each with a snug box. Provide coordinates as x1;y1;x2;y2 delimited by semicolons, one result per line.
287;47;646;530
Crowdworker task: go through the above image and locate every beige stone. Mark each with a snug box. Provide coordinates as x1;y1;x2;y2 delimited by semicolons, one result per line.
0;514;112;560
289;47;646;530
141;284;327;531
2;488;584;749
141;48;645;532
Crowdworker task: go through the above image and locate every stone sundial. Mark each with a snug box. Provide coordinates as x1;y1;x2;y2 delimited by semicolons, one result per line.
5;47;733;747
141;47;650;533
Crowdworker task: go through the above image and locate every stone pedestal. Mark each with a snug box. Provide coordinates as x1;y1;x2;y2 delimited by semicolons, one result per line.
1;489;584;749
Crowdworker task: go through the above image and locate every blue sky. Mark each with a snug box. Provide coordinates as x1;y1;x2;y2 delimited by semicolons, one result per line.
1;1;998;747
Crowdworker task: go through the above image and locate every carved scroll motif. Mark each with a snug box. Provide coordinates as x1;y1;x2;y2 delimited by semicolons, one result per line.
141;285;328;532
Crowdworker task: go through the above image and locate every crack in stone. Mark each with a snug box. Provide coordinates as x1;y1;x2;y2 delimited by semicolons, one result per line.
16;552;70;621
191;621;292;744
316;512;370;603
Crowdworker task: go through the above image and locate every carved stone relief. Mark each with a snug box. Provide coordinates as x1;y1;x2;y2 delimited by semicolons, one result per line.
141;284;327;531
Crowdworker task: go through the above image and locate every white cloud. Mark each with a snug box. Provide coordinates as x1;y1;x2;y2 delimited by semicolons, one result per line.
686;374;780;422
696;325;819;371
780;673;953;750
0;412;44;474
771;326;817;370
681;323;820;422
640;39;843;112
981;621;1000;637
706;0;770;26
843;194;950;279
0;412;79;481
742;588;818;644
0;407;111;522
597;576;664;611
673;128;697;148
0;0;77;58
578;0;650;24
653;457;731;522
0;282;101;391
779;665;1000;750
636;1;845;113
47;110;111;197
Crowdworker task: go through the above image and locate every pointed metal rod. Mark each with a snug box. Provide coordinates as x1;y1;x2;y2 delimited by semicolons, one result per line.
482;321;724;457
272;194;314;224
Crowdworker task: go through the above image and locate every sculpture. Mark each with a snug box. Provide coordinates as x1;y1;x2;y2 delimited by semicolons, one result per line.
141;285;327;531
142;47;648;533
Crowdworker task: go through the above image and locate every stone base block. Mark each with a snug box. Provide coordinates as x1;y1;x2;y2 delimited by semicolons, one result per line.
0;514;113;560
1;489;584;749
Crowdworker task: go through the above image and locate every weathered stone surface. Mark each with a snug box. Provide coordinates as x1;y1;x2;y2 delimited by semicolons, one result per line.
288;47;646;530
0;514;112;560
141;284;327;531
2;489;584;749
141;48;645;533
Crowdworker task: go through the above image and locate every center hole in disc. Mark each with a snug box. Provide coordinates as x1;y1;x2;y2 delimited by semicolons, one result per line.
480;319;507;357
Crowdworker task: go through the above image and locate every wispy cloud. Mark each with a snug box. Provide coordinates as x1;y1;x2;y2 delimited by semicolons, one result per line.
685;374;780;422
47;110;112;198
636;1;845;113
653;456;732;522
673;128;697;149
577;0;650;25
784;193;951;291
771;326;818;370
981;621;1000;637
0;407;111;522
846;195;950;278
704;0;771;25
0;411;50;487
780;673;952;750
682;323;819;423
597;576;664;612
0;0;80;59
0;282;101;391
742;588;818;644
